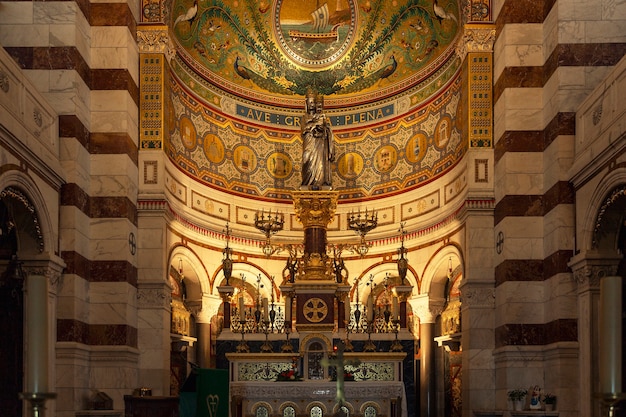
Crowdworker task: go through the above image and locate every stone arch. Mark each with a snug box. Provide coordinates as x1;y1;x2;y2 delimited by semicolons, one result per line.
306;402;328;416
591;183;626;254
251;401;273;417
0;171;56;257
581;169;626;252
279;402;299;417
170;245;208;301
420;244;463;299
360;401;381;417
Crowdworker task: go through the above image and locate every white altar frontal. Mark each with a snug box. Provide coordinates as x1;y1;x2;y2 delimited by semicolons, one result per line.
227;352;408;417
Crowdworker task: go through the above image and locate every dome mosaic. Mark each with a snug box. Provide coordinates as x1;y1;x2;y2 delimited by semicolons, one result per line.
166;0;464;202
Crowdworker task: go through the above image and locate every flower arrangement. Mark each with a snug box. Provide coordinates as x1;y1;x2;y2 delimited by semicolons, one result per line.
543;393;556;404
331;371;355;381
276;368;301;381
507;389;528;402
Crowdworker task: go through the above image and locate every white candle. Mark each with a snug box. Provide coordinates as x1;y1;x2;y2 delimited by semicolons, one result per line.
284;296;291;323
392;296;399;321
239;296;245;321
600;275;622;394
27;274;49;393
263;297;269;322
366;295;373;322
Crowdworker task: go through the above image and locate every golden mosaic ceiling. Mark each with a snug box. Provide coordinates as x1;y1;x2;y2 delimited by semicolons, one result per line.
165;0;465;202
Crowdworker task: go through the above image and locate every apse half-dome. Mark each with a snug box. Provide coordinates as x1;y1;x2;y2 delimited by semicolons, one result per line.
166;0;464;202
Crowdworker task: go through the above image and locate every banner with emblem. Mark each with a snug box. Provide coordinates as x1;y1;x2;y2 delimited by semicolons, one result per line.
196;368;229;417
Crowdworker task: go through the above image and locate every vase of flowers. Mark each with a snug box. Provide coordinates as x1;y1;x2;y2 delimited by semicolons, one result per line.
508;389;527;411
543;393;556;411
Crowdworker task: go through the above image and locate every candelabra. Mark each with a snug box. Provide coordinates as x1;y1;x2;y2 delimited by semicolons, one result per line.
281;325;293;352
236;314;250;353
344;318;354;352
281;291;294;352
222;223;233;285
260;319;273;353
397;222;408;284
254;209;285;256
348;208;377;256
389;318;403;352
363;275;376;352
363;316;376;352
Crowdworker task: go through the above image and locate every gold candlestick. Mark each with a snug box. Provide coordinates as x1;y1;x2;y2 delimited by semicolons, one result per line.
20;392;57;417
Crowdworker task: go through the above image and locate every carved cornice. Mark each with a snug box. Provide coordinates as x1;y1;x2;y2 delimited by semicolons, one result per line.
456;24;496;61
460;286;495;308
137;285;171;308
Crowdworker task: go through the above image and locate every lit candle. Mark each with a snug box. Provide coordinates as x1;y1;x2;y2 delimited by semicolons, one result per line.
239;296;245;321
27;274;49;393
600;275;622;394
392;296;399;321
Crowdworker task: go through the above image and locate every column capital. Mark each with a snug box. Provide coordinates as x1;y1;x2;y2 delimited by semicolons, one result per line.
193;294;223;323
292;191;338;229
137;24;174;60
393;285;413;302
569;251;621;290
456;24;496;61
20;252;66;292
218;285;235;302
409;294;445;323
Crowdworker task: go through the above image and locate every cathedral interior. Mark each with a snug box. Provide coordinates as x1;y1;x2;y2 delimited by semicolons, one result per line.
0;0;626;416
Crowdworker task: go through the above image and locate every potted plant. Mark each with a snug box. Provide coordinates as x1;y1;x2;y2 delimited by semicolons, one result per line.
508;389;527;411
543;393;556;411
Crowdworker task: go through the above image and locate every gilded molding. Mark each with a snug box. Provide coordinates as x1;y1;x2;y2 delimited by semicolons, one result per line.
456;25;496;61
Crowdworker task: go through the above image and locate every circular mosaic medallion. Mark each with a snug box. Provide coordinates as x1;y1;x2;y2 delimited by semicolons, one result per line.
203;134;225;164
303;297;328;323
374;145;397;173
267;152;292;179
179;116;197;150
273;0;358;68
233;145;257;173
337;152;364;179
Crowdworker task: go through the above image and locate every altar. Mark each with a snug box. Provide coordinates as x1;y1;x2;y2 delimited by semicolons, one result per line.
227;352;408;417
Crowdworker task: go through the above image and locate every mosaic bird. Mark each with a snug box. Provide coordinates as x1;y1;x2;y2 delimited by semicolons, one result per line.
338;55;397;93
258;2;270;13
174;0;198;26
375;55;397;84
234;56;251;81
433;0;457;24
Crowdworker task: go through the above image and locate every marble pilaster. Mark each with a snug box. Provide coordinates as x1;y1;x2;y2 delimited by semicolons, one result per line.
569;253;620;417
